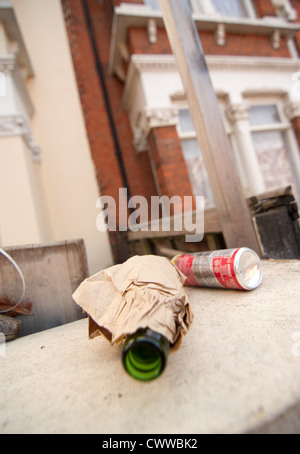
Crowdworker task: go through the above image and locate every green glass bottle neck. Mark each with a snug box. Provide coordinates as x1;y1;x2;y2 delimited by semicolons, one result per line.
122;328;170;381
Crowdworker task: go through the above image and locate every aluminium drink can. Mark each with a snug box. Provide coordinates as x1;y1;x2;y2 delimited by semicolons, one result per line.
172;248;262;290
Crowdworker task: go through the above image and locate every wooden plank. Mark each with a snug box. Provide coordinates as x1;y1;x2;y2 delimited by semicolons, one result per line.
159;0;261;255
0;240;88;337
127;187;300;261
247;186;294;214
126;189;295;242
253;206;300;259
249;187;300;259
127;207;221;241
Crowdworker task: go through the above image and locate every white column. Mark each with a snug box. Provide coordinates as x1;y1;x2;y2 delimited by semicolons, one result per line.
226;102;266;197
0;30;45;246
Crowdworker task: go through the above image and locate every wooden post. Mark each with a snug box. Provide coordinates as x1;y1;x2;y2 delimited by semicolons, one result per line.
159;0;261;255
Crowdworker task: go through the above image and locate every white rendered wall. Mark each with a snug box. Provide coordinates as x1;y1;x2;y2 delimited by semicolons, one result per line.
1;0;113;274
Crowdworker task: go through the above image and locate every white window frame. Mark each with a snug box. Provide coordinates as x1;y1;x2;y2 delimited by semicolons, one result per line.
247;96;300;200
272;0;297;21
190;0;256;18
249;100;290;134
177;109;197;141
176;98;232;139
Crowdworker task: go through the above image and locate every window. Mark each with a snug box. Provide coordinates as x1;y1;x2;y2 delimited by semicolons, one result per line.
190;0;255;18
177;101;300;207
249;103;300;201
178;109;215;208
145;0;256;18
144;0;161;10
211;0;247;17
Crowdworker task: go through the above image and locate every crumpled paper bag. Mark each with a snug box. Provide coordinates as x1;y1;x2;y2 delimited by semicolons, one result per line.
72;255;193;349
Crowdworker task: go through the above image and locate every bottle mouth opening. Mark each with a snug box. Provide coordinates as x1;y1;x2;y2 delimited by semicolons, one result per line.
122;331;169;381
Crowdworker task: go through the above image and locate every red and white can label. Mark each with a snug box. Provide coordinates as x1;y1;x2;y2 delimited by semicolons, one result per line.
173;254;199;286
173;249;244;289
212;250;243;290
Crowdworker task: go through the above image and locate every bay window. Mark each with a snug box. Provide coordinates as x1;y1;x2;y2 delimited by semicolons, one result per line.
177;99;300;208
248;102;300;201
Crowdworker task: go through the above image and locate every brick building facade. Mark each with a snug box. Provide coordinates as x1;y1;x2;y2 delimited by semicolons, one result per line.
62;0;300;261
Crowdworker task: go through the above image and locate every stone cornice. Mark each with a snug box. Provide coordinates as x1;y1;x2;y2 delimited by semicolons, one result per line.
133;107;178;153
126;54;300;76
226;102;251;123
285;101;300;120
0;114;41;161
135;107;178;132
206;55;300;73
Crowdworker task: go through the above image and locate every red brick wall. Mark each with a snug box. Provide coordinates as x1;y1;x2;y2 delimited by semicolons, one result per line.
201;31;290;58
128;27;172;55
62;0;123;200
62;0;300;260
119;1;293;60
66;0;156;201
62;0;296;210
62;0;159;261
62;4;156;222
252;0;276;17
128;27;291;60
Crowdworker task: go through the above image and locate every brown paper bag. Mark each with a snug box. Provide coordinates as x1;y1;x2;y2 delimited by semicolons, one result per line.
72;255;193;349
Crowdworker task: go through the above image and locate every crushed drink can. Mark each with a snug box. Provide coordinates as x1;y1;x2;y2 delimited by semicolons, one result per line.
172;248;262;290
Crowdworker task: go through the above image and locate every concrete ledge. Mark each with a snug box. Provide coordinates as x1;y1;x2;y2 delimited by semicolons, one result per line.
1;260;300;434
